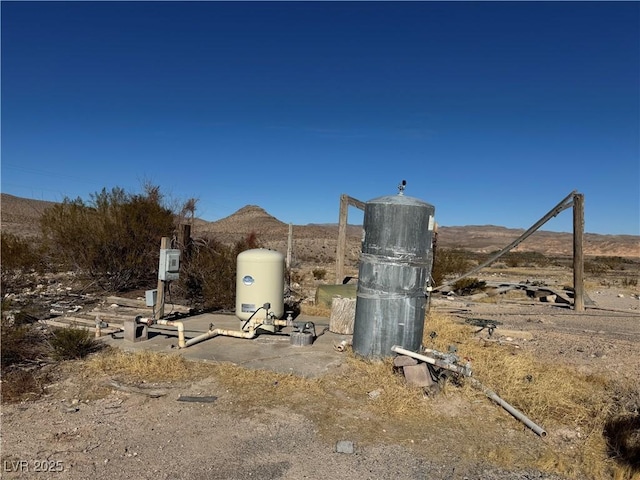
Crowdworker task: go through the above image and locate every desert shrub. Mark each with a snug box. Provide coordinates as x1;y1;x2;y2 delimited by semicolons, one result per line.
40;185;175;291
452;277;486;295
312;268;327;280
1;316;49;368
1;309;53;403
176;233;261;310
0;233;47;295
1;369;48;403
49;327;101;360
585;260;610;275
594;256;626;271
503;251;550;268
0;232;43;271
431;248;472;287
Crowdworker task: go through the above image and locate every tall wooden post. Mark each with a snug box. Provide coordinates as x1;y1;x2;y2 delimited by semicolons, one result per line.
178;224;191;259
287;223;293;270
573;194;585;311
156;236;169;318
336;194;349;284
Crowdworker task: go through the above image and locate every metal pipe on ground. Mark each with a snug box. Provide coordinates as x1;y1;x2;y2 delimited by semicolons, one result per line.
390;345;546;437
391;345;473;377
470;378;547;437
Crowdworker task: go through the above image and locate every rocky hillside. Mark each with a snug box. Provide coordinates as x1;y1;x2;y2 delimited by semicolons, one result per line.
2;193;638;259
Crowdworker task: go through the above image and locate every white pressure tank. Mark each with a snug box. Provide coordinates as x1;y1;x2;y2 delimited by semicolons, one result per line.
236;249;285;330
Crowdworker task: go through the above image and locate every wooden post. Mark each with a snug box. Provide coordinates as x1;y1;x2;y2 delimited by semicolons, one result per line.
178;224;192;259
156;236;169;319
573;193;585;312
329;297;356;334
287;223;293;270
335;194;349;284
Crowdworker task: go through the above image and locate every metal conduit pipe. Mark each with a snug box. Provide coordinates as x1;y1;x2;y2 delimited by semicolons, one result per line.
391;345;473;377
470;378;547;437
390;345;546;437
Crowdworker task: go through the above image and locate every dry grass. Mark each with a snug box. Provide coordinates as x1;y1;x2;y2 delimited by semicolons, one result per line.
425;311;639;480
85;347;216;382
81;315;638;480
300;303;331;317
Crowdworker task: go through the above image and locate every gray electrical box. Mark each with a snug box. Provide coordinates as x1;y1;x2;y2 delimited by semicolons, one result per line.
145;289;158;307
158;249;180;281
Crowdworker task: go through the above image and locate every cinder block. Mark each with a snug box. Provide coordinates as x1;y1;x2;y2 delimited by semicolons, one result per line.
124;318;148;343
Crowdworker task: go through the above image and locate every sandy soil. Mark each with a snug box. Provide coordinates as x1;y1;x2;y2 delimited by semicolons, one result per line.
2;286;638;480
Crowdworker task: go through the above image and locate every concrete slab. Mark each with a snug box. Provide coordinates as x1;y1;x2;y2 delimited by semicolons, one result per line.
102;312;354;378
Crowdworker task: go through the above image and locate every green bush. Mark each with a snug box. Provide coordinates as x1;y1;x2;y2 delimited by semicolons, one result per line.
452;277;486;295
431;248;472;287
49;327;101;360
503;251;550;268
40;185;176;291
312;268;327;281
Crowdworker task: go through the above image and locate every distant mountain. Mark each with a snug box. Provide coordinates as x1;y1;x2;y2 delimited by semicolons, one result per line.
2;193;638;258
1;193;58;237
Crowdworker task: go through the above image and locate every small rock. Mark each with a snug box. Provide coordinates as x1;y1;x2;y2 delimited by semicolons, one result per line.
367;389;382;400
336;440;355;454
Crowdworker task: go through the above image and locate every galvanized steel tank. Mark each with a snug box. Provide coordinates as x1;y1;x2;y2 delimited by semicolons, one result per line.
352;192;436;358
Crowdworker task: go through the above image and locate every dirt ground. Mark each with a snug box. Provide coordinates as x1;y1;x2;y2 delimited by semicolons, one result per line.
2;274;638;480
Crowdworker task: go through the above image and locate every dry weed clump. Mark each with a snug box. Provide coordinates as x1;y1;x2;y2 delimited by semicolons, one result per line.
424;311;639;480
85;348;215;382
300;303;331;317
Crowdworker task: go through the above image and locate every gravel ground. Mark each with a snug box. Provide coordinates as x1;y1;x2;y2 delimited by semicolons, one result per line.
2;286;638;480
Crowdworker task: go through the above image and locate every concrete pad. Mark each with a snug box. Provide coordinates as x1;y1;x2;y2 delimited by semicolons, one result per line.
102;312;352;378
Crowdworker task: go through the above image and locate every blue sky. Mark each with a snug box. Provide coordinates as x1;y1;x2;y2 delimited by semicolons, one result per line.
2;1;638;235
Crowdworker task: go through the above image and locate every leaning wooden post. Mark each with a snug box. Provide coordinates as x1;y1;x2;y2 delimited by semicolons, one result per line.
335;194;349;284
573;193;585;311
156;236;169;319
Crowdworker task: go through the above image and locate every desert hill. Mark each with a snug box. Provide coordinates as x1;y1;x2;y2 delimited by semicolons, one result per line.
1;193;638;258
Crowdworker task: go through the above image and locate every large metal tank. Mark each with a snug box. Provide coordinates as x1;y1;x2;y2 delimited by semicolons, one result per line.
236;249;285;331
352;192;436;358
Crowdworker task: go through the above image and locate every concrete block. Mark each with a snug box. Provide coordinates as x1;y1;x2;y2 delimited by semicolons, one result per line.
402;363;434;387
393;355;418;367
124;318;148;343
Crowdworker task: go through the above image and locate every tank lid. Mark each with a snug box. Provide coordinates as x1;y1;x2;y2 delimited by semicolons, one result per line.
366;194;434;208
